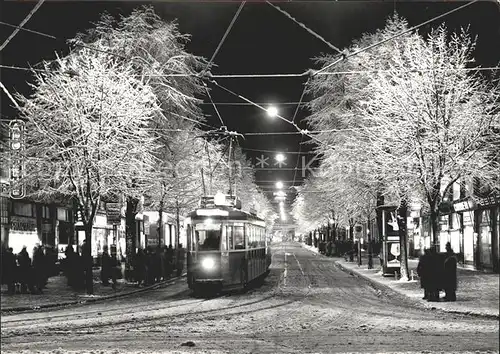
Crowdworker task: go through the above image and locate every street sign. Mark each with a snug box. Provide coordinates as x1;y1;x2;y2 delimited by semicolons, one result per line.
106;202;121;224
9;120;25;199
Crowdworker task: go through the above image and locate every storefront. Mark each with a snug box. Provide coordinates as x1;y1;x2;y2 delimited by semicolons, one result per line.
453;196;499;272
92;214;112;257
38;204;54;247
9;201;39;256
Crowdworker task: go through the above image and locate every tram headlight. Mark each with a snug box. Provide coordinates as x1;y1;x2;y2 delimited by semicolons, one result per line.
201;257;215;270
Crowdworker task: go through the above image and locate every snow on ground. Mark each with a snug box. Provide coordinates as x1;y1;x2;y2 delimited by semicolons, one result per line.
1;243;498;354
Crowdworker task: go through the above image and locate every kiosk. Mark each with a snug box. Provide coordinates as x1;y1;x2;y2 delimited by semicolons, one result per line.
381;206;401;276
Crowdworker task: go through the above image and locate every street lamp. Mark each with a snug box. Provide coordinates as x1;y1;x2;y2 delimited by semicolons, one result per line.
276;181;284;189
275;153;285;163
267;106;278;118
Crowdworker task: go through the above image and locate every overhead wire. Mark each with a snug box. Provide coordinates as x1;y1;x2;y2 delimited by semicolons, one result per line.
199;101;308;106
266;1;343;55
291;135;305;187
208;79;337;151
3;64;499;77
0;20;56;40
241;147;316;154
314;0;482;76
0;0;45;52
205;1;246;70
204;85;225;127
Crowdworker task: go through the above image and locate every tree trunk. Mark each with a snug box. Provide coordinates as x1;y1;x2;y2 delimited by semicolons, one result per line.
430;205;440;252
84;222;93;294
175;202;180;248
125;196;138;280
349;219;354;241
367;216;373;269
376;193;384;243
158;200;163;247
474;208;482;270
397;199;410;281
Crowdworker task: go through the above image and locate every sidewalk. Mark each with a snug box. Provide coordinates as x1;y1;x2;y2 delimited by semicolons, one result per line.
0;268;183;313
302;243;499;319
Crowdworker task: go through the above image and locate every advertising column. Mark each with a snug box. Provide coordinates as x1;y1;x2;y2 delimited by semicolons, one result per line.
381;206;400;275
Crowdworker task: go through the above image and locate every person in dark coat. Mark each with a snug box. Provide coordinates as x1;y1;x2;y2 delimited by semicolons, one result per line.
134;248;146;287
417;248;431;300
165;245;174;279
427;247;441;302
100;245;112;286
17;247;35;294
145;247;153;285
154;246;163;283
176;244;185;277
65;245;76;287
443;242;457;301
326;241;333;257
32;245;47;293
3;247;17;294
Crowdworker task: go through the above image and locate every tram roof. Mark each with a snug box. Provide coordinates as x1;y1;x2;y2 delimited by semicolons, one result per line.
188;206;264;222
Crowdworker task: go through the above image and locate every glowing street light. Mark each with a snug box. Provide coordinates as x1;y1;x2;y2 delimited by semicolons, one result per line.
275;153;285;163
267;106;278;118
276;181;284;189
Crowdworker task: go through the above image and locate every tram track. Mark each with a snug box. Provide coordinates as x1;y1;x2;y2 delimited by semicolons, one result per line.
2;246;295;338
1;292;284;338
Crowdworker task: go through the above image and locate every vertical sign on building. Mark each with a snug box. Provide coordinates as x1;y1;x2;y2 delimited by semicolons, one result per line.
9;120;25;199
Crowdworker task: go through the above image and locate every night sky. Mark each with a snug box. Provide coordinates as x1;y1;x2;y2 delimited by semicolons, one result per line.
1;0;499;211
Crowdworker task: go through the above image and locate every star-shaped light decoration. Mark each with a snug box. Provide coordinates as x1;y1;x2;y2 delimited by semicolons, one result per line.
255;154;269;168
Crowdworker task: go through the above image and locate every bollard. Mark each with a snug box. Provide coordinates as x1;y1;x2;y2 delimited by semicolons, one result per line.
410;270;415;281
394;271;399;280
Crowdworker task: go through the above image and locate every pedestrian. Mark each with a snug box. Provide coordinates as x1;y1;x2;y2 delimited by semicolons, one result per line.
166;245;174;279
348;240;355;262
64;245;76;287
417;248;431;300
145;246;153;285
134;248;146;287
3;247;17;294
32;245;47;293
427;247;441;302
443;242;457;302
176;243;185;277
100;245;112;286
17;247;35;294
326;241;333;257
81;239;92;288
153;246;163;283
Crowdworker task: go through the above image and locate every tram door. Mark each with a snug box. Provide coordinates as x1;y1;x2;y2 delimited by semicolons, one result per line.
223;225;244;285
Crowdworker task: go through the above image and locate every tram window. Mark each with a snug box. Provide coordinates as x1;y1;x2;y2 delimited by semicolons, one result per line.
196;228;221;251
223;226;233;250
234;226;245;249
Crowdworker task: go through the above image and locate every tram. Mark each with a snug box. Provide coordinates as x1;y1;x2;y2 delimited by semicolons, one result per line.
185;193;272;295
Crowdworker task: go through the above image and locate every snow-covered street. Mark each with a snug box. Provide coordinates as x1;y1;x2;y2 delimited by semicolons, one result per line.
1;243;498;354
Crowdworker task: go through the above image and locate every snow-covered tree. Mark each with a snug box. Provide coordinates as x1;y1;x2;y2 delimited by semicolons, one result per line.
360;25;500;249
71;6;210;255
14;48;161;293
304;14;499;279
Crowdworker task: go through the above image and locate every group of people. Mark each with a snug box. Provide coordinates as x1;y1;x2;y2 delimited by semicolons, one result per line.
131;244;185;287
417;242;458;302
1;244;56;295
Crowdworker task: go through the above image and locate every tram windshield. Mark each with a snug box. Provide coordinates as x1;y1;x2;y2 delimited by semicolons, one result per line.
195;223;222;251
